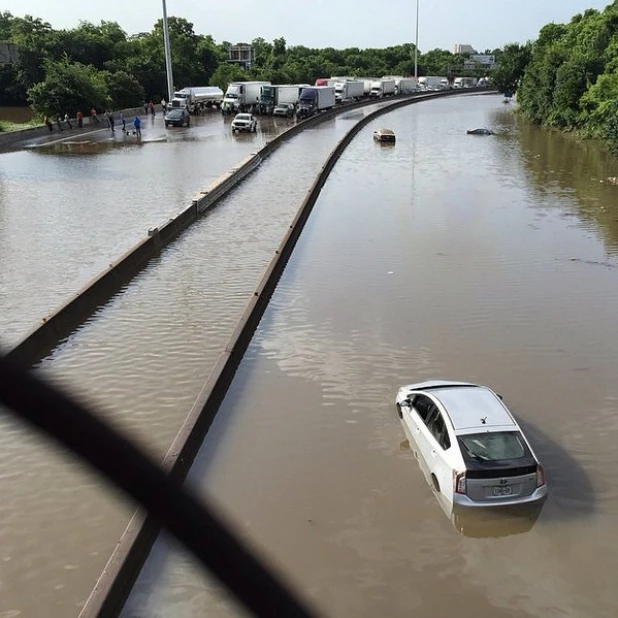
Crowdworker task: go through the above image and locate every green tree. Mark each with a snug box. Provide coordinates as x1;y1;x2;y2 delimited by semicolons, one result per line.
209;62;246;90
27;58;108;116
491;43;531;95
104;70;145;109
9;15;55;92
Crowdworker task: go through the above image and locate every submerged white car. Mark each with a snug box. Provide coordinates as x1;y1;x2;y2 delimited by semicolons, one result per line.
395;381;547;508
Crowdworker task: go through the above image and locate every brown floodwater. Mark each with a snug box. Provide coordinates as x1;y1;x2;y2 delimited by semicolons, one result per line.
120;96;618;618
0;99;396;617
0;106;34;123
0;111;292;346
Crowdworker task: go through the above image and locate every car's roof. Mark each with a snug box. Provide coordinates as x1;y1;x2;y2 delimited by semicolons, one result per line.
430;386;516;432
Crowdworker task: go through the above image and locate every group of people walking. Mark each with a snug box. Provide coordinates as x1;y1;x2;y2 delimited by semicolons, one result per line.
43;112;83;131
43;107;143;136
143;100;157;116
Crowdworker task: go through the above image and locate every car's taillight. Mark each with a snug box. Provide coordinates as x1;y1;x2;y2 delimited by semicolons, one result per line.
454;471;467;494
536;464;546;488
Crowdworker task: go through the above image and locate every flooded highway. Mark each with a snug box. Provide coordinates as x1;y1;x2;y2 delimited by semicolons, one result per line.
0;111;291;346
120;96;618;618
0;99;398;618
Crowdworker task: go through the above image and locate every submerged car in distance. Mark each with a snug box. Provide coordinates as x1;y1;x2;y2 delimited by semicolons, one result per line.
395;381;547;508
231;113;257;133
373;128;396;143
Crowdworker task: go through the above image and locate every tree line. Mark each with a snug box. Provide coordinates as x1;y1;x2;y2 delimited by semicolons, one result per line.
492;1;618;154
0;11;497;117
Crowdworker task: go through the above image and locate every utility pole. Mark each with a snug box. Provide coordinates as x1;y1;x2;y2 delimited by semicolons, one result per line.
414;0;420;81
162;0;174;102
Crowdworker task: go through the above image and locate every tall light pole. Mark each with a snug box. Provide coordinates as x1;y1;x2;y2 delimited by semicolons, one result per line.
414;0;420;81
162;0;174;101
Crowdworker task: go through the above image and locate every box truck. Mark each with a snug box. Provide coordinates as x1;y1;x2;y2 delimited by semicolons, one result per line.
396;77;418;94
418;76;449;91
369;79;396;98
257;84;308;115
297;86;336;118
453;77;478;89
222;81;270;113
334;80;365;103
314;78;338;87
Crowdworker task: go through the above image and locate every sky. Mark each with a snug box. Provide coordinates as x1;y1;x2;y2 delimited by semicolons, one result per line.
1;0;614;51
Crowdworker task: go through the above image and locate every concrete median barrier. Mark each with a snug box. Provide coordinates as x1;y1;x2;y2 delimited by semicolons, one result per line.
6;90;461;366
77;89;493;618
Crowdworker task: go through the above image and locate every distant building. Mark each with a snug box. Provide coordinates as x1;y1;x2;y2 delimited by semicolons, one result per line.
453;43;477;55
227;44;253;71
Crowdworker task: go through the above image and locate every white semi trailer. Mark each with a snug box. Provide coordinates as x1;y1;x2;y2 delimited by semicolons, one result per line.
223;81;271;113
334;80;365;103
369;79;396;98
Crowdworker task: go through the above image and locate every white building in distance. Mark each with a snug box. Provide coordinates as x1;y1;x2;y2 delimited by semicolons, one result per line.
453;43;477;55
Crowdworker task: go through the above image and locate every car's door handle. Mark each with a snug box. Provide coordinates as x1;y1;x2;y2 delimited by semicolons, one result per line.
431;450;437;457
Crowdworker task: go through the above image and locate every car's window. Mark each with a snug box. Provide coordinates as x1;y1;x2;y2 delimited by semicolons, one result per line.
458;431;527;461
413;394;436;424
427;410;451;450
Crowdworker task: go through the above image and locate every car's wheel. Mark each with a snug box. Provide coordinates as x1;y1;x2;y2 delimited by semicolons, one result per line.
396;403;403;419
431;474;440;493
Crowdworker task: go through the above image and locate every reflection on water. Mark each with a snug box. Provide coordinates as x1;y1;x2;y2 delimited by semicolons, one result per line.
0;100;396;618
490;108;618;256
124;95;618;618
0;113;282;347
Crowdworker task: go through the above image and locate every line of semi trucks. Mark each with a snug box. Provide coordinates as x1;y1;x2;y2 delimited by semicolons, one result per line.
169;75;488;119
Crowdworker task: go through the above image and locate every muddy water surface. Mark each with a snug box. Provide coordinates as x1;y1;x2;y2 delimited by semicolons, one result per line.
123;96;618;618
0;100;395;618
0;112;290;346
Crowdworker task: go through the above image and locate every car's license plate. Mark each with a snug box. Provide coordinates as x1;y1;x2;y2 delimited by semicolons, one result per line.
493;486;513;496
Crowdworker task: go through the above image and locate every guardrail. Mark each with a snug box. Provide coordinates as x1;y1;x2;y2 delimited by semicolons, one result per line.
77;88;493;618
7;89;488;367
0;106;161;150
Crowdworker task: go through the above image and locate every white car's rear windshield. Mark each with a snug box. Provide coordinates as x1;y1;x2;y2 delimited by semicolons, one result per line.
458;432;528;461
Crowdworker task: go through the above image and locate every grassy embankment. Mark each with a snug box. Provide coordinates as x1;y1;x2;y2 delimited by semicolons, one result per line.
0;119;41;132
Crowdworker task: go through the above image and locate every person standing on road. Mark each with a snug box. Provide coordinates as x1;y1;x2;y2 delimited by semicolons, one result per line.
44;115;53;131
143;100;149;114
133;115;141;137
120;112;126;132
148;100;155;116
56;114;64;131
76;110;83;128
161;98;167;113
105;111;115;132
90;107;100;123
64;113;72;129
